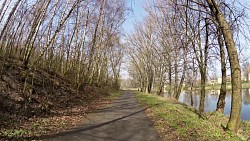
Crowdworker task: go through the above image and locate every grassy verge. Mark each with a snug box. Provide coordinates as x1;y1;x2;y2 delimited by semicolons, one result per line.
133;91;250;141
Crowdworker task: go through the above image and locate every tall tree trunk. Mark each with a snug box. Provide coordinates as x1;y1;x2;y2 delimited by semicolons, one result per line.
157;65;164;96
207;0;242;133
31;0;79;67
174;55;178;97
77;9;89;91
0;0;8;19
168;58;172;96
148;73;153;93
0;0;21;41
199;70;206;112
175;47;187;100
199;18;209;113
23;0;51;68
190;91;194;106
87;0;105;84
216;29;227;113
0;0;10;23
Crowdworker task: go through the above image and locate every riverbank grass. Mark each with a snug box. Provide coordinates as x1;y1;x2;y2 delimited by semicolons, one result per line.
134;91;249;141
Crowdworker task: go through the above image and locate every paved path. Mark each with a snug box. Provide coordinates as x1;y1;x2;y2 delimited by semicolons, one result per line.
45;91;161;141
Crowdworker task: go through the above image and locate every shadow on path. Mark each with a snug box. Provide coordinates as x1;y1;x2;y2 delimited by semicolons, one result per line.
39;108;147;139
42;91;161;141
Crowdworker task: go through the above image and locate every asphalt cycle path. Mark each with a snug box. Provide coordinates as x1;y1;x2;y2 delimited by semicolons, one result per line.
45;91;161;141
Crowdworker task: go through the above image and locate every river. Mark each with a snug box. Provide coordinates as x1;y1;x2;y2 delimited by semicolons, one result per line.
164;89;250;120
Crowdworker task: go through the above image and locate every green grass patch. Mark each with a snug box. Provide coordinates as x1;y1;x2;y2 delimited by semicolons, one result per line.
241;121;250;138
133;91;248;141
109;90;123;99
0;129;31;138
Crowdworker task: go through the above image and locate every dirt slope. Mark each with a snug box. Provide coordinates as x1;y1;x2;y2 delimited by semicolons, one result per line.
0;57;109;140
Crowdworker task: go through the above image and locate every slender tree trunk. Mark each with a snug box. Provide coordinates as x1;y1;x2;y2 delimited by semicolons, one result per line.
31;0;79;67
190;91;194;106
168;58;172;96
0;0;8;18
23;0;51;68
175;49;187;99
199;18;209;113
0;0;10;23
148;75;153;93
87;0;105;84
207;0;242;133
0;0;21;41
157;65;164;96
176;8;188;99
174;55;178;97
216;29;227;113
199;70;206;112
77;9;89;91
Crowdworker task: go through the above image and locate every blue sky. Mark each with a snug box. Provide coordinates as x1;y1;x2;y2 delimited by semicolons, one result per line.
122;0;147;34
120;0;147;79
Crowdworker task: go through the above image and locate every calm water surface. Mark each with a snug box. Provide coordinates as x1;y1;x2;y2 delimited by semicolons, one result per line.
165;89;250;120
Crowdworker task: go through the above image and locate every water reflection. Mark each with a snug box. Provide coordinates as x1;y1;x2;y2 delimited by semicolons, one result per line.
164;89;250;120
243;89;250;105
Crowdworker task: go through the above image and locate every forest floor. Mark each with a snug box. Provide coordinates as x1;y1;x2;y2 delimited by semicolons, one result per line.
0;57;121;140
134;91;250;141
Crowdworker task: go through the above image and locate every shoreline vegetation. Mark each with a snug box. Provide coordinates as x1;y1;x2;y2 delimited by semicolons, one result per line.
133;90;250;141
187;82;250;90
203;82;250;90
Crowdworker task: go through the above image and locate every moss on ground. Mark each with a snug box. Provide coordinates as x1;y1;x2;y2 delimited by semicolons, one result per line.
133;91;250;141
